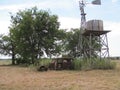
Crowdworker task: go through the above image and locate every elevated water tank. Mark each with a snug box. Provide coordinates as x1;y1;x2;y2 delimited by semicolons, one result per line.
85;20;103;31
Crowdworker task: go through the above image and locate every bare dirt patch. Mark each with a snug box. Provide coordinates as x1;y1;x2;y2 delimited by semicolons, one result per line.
0;60;120;90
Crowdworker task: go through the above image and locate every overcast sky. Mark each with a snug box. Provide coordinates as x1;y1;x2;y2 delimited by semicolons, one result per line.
0;0;120;58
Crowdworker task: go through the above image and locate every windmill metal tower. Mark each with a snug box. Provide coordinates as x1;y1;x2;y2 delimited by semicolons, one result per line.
78;0;110;59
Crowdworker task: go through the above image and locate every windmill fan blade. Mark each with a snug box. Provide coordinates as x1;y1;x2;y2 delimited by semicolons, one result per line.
92;0;101;5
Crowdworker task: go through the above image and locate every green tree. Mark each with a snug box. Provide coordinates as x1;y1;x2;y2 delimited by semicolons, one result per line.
64;28;80;57
9;7;63;64
0;34;16;64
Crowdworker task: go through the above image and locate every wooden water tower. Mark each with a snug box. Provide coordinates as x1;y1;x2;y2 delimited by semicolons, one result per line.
78;0;110;59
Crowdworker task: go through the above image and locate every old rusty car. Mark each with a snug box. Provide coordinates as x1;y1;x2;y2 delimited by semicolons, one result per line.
38;57;74;71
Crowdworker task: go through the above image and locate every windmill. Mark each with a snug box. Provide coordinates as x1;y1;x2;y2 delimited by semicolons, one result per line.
78;0;110;59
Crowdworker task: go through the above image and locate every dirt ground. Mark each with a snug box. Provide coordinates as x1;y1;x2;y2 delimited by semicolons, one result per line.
0;60;120;90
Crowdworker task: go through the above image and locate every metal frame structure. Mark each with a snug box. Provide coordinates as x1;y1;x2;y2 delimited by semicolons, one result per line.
82;30;110;59
78;0;110;59
78;0;86;57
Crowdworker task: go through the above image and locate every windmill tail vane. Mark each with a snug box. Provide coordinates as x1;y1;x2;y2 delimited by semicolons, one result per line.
92;0;101;5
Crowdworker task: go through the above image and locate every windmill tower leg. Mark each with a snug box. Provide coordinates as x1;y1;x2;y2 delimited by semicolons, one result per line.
100;34;110;59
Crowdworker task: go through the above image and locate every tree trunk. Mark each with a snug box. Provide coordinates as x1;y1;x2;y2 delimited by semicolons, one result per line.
12;52;15;65
11;43;16;65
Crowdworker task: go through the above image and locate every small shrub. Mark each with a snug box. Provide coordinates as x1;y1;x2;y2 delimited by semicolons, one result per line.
72;59;82;70
39;58;52;67
28;58;52;71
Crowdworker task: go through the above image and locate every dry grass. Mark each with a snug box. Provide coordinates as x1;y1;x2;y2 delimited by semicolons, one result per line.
0;60;120;90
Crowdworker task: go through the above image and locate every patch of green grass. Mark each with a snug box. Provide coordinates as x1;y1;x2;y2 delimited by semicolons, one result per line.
73;58;116;70
0;60;11;65
92;59;116;70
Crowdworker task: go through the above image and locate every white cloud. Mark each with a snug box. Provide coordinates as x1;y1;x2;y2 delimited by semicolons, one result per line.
0;1;73;13
112;0;118;3
104;21;120;56
0;20;10;35
59;17;80;30
0;2;46;12
104;21;120;36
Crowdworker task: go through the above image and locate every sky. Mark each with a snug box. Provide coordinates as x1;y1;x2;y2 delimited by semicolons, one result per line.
0;0;120;58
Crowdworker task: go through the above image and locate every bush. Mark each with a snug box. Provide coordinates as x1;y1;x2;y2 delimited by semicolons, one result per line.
72;59;82;70
39;58;52;67
72;58;116;70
